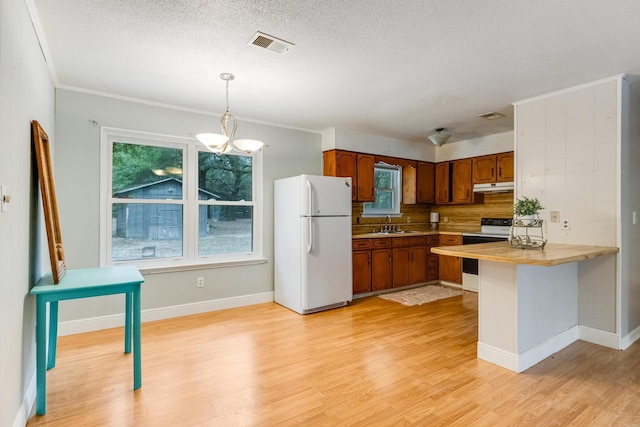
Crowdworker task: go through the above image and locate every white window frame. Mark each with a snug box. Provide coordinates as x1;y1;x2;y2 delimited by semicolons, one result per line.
99;127;264;272
362;162;402;217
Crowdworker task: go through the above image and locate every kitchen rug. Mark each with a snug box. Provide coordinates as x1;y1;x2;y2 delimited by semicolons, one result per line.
378;285;464;306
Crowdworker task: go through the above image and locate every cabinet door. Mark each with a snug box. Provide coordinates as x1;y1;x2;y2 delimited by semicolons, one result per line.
439;255;461;284
371;249;392;291
438;235;462;284
472;155;497;184
356;154;375;202
409;246;427;284
496;152;514;182
452;159;473;203
324;150;358;200
435;162;450;204
402;163;417;205
417;162;435;203
392;248;411;288
352;250;371;294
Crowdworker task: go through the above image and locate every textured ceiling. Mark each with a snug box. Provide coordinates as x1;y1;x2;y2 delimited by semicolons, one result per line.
29;0;640;144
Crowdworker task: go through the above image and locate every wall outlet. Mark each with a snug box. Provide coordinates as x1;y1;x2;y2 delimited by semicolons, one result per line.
550;211;560;223
561;219;570;230
197;277;204;288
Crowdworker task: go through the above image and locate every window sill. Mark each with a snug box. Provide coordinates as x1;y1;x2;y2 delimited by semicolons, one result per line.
361;213;404;219
129;258;268;275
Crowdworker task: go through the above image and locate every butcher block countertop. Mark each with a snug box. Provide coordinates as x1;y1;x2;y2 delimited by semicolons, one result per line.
431;241;619;267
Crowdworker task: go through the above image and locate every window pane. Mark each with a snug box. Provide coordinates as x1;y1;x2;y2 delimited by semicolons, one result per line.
112;203;183;261
198;151;252;201
199;206;253;255
375;169;392;189
112;142;183;198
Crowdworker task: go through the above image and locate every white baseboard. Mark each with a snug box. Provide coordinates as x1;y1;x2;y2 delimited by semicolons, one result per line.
620;324;640;350
579;325;620;349
58;292;274;336
478;326;580;373
13;372;36;427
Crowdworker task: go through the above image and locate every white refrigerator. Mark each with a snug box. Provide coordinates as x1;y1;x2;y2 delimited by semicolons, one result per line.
274;174;353;314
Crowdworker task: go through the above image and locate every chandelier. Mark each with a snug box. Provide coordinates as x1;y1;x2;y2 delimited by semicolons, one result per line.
196;73;264;154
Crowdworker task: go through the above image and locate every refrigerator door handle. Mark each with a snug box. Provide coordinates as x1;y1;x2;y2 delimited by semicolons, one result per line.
307;217;313;253
306;179;313;215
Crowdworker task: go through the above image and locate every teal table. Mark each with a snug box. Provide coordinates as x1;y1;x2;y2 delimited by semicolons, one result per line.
30;265;144;415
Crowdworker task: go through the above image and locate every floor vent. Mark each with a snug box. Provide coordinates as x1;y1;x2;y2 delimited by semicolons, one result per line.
248;31;294;54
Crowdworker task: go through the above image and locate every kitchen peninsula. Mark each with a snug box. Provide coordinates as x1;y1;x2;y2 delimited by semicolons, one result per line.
432;241;619;373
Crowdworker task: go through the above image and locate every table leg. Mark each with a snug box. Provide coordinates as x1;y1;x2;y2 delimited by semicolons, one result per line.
125;292;132;354
47;301;59;369
35;297;47;415
133;285;141;390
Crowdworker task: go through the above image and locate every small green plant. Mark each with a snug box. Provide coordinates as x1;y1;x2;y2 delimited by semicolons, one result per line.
514;196;544;216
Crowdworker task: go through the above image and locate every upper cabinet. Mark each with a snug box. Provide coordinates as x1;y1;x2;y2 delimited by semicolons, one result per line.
416;162;435;204
472;152;514;184
436;159;478;204
323;150;374;202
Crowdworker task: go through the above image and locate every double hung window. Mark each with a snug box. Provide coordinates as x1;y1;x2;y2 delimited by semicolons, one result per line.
100;128;262;269
363;162;402;216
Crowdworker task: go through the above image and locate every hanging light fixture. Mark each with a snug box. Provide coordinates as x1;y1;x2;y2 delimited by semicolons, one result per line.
427;127;452;146
196;73;264;154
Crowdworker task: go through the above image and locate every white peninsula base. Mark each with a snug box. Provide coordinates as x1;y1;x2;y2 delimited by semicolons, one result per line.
477;260;579;373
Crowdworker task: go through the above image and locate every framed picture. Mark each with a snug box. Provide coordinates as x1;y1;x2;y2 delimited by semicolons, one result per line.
32;120;67;283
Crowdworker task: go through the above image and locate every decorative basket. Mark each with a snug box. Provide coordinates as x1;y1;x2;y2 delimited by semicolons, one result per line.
510;215;547;250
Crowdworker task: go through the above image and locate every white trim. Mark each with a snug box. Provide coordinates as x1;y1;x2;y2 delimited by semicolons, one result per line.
139;257;267;275
57;85;321;135
512;74;625;106
57;292;274;336
579;325;620;349
13;372;36;427
99;127;263;268
619;324;640;350
478;326;579;373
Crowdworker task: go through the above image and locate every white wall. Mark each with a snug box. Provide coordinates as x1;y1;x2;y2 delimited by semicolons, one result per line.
54;89;322;323
620;76;640;338
322;127;514;163
435;131;514;162
514;76;631;336
322;127;434;161
0;0;56;425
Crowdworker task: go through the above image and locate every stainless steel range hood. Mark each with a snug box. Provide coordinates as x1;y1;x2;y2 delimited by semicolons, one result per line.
473;182;514;193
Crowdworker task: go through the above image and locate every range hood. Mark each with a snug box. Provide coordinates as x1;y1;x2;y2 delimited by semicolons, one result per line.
473;182;514;193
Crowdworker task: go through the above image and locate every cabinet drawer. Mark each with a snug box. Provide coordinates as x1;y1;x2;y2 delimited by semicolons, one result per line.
439;234;462;246
427;254;439;268
352;240;373;250
427;268;439;281
392;236;426;247
426;235;439;247
371;238;391;248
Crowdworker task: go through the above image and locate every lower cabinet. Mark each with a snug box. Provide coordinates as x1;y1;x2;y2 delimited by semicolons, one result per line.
352;238;392;294
426;235;439;281
392;236;427;288
438;234;462;284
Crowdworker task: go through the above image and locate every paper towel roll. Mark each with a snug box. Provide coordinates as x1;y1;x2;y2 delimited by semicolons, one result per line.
430;212;440;223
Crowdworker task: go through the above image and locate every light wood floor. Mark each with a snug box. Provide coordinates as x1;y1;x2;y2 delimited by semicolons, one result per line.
28;291;640;426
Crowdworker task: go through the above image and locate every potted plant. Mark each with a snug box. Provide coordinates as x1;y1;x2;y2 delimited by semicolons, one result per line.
514;196;544;225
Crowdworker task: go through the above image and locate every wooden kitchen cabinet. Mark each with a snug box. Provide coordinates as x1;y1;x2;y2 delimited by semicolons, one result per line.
451;159;473;203
472;151;514;184
426;235;439;281
496;152;514;182
371;248;392;291
438;234;462;284
392;236;427;288
436;159;477;204
416;162;435;203
323;150;374;202
435;162;450;204
352;249;372;294
402;163;417;204
352;238;391;294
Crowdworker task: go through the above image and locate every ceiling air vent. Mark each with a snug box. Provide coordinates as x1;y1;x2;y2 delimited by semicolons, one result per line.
478;111;506;120
248;31;294;54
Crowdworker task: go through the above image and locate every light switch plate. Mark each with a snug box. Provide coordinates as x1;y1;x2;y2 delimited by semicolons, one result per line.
550;211;560;223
